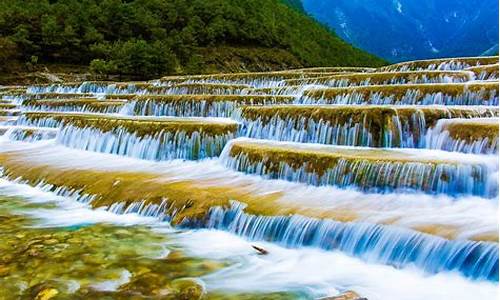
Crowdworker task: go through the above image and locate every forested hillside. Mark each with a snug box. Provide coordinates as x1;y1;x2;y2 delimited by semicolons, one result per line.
0;0;385;79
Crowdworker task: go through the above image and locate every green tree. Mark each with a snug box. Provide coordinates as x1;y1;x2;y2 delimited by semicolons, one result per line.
0;0;386;79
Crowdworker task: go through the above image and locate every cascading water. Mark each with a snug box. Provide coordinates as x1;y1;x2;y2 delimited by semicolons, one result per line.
301;87;499;106
135;98;238;117
236;107;498;151
286;72;472;88
221;140;498;198
56;124;235;160
0;126;58;142
424;118;499;154
194;201;499;281
0;55;498;299
24;103;124;114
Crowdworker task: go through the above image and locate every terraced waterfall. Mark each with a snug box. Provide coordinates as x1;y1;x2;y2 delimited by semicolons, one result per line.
0;56;498;299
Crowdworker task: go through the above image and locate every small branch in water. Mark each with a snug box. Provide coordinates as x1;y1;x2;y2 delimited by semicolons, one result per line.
251;245;269;255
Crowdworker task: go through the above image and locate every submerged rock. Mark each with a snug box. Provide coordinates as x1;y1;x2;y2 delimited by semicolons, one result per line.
34;288;59;300
170;277;205;300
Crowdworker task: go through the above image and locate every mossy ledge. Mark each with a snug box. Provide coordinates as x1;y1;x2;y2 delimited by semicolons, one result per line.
20;112;238;137
283;70;473;86
226;139;485;169
0;109;20;117
132;94;296;117
25;93;95;100
158;71;345;84
239;105;498;126
289;66;376;73
0;151;494;242
223;138;496;197
380;56;499;72
144;83;252;95
303;82;499;104
442;118;499;142
237;105;498;147
465;64;500;80
134;94;295;105
0;104;18;110
0;153;294;225
23;99;126;112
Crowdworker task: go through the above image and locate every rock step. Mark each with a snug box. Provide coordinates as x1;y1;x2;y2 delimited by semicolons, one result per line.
426;118;499;154
303;82;499;106
0;109;21;117
289;66;376;73
158;70;345;85
237;105;498;148
27;82;254;95
0;103;18;110
25;93;96;100
0;146;497;282
436;118;499;141
27;81;113;94
222;138;498;197
18;112;238;135
144;83;253;95
132;94;295;117
0;116;18;125
0;125;58;142
283;70;473;87
465;64;499;80
17;112;238;160
23;98;126;113
379;56;499;72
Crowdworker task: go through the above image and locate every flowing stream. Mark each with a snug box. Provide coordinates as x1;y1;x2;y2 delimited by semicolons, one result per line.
0;56;498;299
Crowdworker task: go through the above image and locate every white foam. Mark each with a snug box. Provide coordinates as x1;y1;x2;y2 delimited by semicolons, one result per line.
0;177;167;227
0;140;497;239
0;159;497;299
171;229;498;300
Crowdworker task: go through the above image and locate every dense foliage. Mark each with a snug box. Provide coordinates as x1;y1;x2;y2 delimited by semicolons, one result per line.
282;0;305;11
0;0;385;78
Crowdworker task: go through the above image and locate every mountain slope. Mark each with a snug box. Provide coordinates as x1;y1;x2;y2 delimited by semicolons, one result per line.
0;0;385;78
302;0;499;62
282;0;305;11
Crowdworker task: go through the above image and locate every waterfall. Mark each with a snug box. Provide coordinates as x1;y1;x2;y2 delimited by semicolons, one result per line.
291;73;472;88
221;140;498;198
28;177;172;221
180;78;285;89
146;84;251;96
134;99;238;118
237;107;498;151
301;88;499;106
0;126;57;142
118;101;137;115
15;115;61;128
195;201;499;282
56;124;234;160
24;103;123;114
27;82;113;94
425;119;499;154
237;110;428;148
2;56;499;294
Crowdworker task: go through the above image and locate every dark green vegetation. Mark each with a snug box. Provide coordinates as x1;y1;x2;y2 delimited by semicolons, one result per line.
0;0;385;80
282;0;305;11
